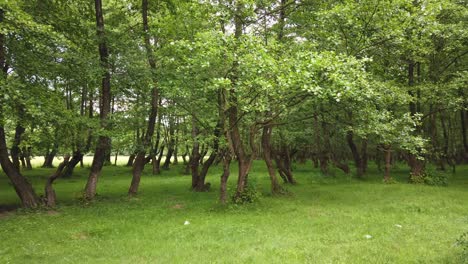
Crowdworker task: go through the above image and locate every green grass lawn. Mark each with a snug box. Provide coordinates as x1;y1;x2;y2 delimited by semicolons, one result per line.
0;161;467;263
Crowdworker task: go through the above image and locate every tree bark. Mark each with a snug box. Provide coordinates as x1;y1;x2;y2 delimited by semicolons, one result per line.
129;0;160;195
407;61;425;180
45;155;70;207
190;124;201;189
11;124;25;172
262;124;282;194
229;1;254;199
346;130;364;177
62;150;83;178
220;150;231;205
194;121;221;192
42;137;58;168
0;9;39;208
84;0;112;199
461;109;468;162
126;153;136;167
383;145;392;182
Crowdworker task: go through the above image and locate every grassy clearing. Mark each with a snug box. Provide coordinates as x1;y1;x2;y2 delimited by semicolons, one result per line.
0;161;467;263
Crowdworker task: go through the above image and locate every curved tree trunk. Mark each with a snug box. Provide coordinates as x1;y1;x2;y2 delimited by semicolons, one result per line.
129;0;160;196
346;130;364;178
0;127;39;208
84;0;112;200
0;10;39;208
45;155;70;207
262;124;282;194
194;121;221;192
62;150;83;178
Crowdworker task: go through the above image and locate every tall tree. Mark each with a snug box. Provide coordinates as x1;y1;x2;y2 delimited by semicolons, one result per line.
84;0;112;199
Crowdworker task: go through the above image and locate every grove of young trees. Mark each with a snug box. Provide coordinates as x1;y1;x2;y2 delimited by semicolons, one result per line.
0;0;466;208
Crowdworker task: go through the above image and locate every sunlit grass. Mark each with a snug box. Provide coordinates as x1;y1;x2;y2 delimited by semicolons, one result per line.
0;161;467;263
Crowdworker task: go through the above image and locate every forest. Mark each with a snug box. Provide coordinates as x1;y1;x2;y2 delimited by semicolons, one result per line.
0;0;467;262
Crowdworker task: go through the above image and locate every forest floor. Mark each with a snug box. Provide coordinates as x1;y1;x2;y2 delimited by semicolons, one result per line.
0;160;467;263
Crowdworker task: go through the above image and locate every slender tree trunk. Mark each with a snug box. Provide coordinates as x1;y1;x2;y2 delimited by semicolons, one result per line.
262;124;282;194
62;150;83;178
129;0;160;195
461;109;468;162
407;61;425;180
361;139;368;173
84;0;112;199
190;124;201;189
11;124;25;172
194;121;221;192
229;1;253;199
126;153;136;167
346;130;364;177
153;145;164;175
45;155;70;207
383;145;392;182
42;137;58;168
219;150;231;204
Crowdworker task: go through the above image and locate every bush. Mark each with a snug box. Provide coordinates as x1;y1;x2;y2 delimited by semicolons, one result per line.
422;168;448;186
410;167;448;186
232;178;260;204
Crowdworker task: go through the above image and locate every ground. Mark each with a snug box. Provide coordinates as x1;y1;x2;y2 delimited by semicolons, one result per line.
0;159;467;263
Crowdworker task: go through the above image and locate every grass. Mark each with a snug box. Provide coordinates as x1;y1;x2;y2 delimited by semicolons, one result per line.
0;159;467;263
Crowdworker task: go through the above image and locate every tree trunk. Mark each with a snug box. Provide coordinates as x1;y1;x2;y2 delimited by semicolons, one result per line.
45;155;70;207
62;150;83;178
11;124;25;172
153;145;164;175
84;0;112;200
361;139;368;173
0;128;39;208
129;0;160;195
262;124;282;194
346;130;364;178
383;145;392;182
407;61;425;180
190;125;201;189
0;10;39;208
21;146;32;170
126;153;136;167
461;109;468;162
332;158;350;174
220;150;231;205
227;1;254;200
42;139;58;168
194;121;221;192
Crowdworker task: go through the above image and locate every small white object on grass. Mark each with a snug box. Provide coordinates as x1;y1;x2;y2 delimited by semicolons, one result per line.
184;220;190;225
394;224;402;228
364;234;372;239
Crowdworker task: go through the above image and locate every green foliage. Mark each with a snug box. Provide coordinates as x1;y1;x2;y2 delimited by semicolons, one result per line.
410;167;449;186
231;178;261;204
422;168;449;187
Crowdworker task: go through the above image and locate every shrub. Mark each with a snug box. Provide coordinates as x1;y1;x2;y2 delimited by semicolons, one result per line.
410;167;448;186
232;178;260;204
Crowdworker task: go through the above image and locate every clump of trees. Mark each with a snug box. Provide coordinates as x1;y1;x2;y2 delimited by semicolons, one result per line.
0;0;466;208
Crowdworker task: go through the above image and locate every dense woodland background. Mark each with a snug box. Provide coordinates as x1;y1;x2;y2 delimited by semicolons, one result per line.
0;0;467;208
